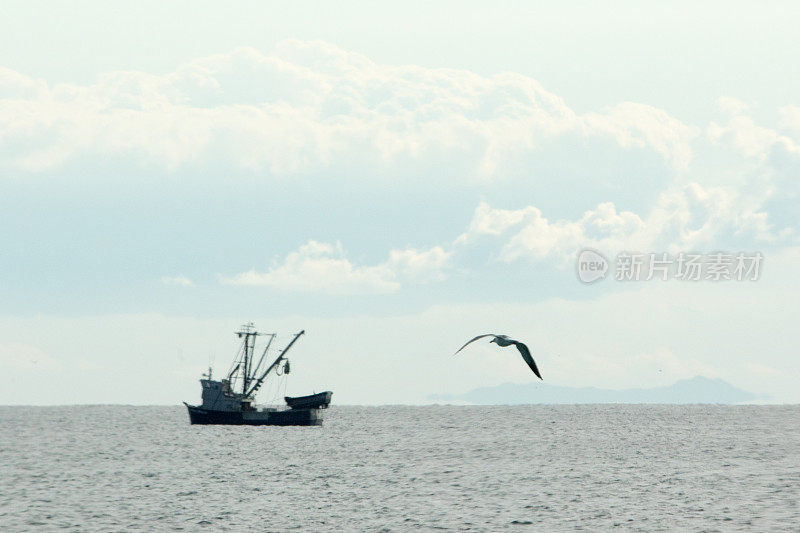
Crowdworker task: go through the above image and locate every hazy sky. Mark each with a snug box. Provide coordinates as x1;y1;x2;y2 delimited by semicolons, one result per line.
1;2;799;404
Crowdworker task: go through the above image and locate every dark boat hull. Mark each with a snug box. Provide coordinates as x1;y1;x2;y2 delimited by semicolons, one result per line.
285;391;333;410
184;404;323;426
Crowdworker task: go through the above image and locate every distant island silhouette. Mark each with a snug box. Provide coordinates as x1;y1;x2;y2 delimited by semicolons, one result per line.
429;376;761;404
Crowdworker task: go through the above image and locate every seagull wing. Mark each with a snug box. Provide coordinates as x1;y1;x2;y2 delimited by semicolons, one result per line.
512;341;543;380
453;334;498;355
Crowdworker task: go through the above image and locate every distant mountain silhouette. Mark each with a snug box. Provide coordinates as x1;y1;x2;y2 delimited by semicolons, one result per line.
429;376;760;404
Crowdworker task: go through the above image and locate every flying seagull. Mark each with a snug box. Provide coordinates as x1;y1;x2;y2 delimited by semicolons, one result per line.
454;334;543;380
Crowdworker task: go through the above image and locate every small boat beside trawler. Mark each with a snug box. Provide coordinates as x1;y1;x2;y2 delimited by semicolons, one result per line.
183;323;332;426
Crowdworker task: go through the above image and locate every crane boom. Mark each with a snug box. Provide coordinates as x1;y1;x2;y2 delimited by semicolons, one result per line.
246;330;305;397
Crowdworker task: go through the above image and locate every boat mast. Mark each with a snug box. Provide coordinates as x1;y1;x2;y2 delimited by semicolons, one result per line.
235;322;264;395
245;330;305;397
243;333;249;394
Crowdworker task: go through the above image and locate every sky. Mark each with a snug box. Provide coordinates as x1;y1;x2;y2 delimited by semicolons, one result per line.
1;1;799;404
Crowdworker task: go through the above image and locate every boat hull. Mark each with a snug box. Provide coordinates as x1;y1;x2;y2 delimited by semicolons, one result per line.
184;404;323;426
285;391;333;410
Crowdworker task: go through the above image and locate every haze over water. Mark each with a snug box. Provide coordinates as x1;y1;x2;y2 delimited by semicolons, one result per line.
2;405;798;531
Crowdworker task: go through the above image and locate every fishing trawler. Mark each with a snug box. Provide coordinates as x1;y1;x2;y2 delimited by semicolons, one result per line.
183;323;332;426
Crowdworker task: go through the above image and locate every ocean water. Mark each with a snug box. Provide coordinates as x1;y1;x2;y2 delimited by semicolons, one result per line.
1;405;798;531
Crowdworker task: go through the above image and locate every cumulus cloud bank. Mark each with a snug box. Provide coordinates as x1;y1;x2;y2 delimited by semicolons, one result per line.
4;43;798;293
221;176;783;294
0;40;697;175
220;240;450;294
456;182;778;265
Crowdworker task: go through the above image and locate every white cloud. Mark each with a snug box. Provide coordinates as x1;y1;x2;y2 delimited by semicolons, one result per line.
455;202;541;244
0;41;696;176
221;240;399;294
708;116;788;159
708;103;800;160
225;176;783;293
219;162;788;289
500;207;587;262
494;200;649;262
455;180;778;265
717;96;749;116
0;66;47;99
221;240;451;294
778;105;800;140
386;246;451;282
583;102;697;170
161;275;194;287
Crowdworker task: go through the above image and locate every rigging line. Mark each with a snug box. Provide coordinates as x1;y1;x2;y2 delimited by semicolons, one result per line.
226;339;246;380
266;376;280;406
281;372;288;401
250;333;276;382
270;372;287;406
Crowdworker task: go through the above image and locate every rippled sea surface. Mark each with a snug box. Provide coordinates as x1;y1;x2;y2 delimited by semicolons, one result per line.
1;405;799;531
